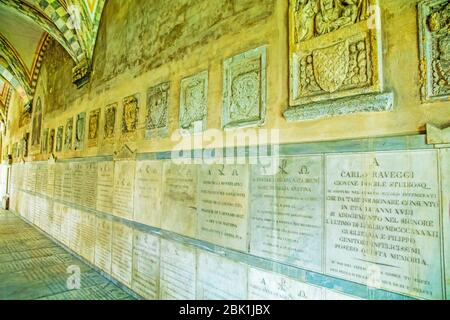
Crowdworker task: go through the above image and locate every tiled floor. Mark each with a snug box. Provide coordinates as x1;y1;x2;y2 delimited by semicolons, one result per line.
0;210;135;300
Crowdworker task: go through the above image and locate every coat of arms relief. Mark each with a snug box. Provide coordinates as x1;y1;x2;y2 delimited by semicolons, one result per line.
419;0;450;102
222;46;267;129
285;0;393;121
179;71;208;134
146;82;170;138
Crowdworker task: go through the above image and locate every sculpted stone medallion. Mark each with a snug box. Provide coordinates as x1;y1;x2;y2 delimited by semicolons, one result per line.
88;109;100;147
419;0;450;101
222;46;267;129
179;71;208;134
146;82;169;138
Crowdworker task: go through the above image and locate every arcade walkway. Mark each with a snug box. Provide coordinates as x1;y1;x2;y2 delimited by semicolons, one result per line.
0;210;135;300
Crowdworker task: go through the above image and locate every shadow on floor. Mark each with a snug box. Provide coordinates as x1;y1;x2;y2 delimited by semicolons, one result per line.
0;210;135;300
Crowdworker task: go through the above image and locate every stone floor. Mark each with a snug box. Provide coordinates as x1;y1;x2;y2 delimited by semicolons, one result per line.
0;210;135;300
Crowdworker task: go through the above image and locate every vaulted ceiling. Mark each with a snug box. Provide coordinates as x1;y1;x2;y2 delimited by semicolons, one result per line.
0;0;106;113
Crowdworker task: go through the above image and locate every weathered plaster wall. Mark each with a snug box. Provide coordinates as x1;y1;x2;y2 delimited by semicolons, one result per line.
4;0;450;155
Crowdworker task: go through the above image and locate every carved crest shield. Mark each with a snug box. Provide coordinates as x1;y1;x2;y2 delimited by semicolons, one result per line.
313;41;349;93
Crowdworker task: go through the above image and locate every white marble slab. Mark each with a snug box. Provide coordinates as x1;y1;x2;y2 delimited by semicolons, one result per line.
197;251;247;300
250;156;323;272
132;230;160;300
160;239;196;300
133;160;162;228
325;150;443;300
248;267;323;300
197;164;249;251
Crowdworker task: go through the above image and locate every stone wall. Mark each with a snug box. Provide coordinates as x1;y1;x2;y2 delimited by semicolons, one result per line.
1;136;448;300
1;0;450;300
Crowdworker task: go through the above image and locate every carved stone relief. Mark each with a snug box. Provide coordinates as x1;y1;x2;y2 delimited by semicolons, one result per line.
419;0;450;101
64;118;73;151
285;0;392;121
56;126;63;152
179;71;208;134
104;103;117;142
75;113;86;151
122;95;139;141
222;46;267;129
88;109;100;148
146;82;170;138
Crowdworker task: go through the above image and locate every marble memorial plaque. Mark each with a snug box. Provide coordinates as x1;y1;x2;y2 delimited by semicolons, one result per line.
323;289;361;300
51;202;62;241
133;161;162;228
83;162;98;209
54;163;63;200
113;161;135;219
197;251;247;300
132;230;160;300
162;162;198;237
35;164;45;195
80;211;96;264
198;164;249;251
250;156;323;271
59;205;71;247
72;163;84;204
325;150;443;300
97;161;114;214
222;46;267;129
111;222;133;287
69;209;82;254
160;239;196;300
95;217;112;273
62;163;73;203
440;148;450;298
46;163;55;198
30;164;37;193
248;267;323;300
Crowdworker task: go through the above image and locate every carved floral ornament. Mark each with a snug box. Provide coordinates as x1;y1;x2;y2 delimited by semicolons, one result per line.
179;71;208;134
